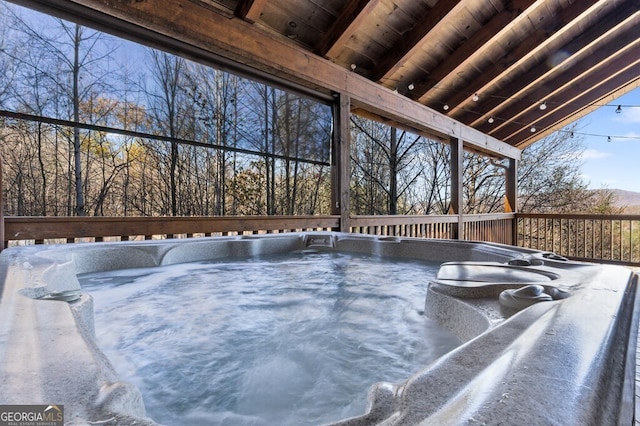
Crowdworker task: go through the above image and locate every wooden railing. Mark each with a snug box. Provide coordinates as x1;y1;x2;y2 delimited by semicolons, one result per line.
349;213;515;244
515;214;640;266
5;213;640;266
349;214;458;239
3;213;516;247
3;215;340;246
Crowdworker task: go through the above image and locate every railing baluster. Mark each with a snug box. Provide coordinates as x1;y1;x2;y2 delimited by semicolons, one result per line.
5;214;639;265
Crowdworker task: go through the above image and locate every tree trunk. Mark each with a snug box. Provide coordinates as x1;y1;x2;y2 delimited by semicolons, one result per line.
389;126;398;215
72;24;85;216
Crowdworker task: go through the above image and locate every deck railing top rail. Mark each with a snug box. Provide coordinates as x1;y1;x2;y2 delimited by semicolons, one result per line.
3;213;639;266
516;213;640;220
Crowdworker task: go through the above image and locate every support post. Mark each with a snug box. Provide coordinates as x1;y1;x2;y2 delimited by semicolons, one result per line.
450;137;464;240
506;157;518;245
331;92;351;232
505;158;518;213
0;158;4;250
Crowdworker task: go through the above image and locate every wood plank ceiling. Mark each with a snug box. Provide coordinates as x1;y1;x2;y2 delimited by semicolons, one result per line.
227;0;640;149
11;0;640;150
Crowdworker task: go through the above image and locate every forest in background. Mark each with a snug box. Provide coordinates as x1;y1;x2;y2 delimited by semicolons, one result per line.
0;2;621;218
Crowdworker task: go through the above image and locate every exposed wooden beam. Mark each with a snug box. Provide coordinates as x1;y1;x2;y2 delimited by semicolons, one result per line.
482;27;640;139
503;56;640;147
234;0;268;23
315;0;380;58
412;0;541;103
428;0;602;114
371;0;464;82
10;0;519;159
515;77;640;149
351;108;446;143
453;2;639;126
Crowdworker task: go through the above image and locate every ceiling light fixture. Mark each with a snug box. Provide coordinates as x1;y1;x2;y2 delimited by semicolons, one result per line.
472;93;479;102
408;83;415;91
443;104;450;111
487;116;494;124
350;63;357;71
539;102;547;110
530;126;536;132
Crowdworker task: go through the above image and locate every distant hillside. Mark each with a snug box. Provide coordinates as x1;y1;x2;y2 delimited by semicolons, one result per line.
604;189;640;212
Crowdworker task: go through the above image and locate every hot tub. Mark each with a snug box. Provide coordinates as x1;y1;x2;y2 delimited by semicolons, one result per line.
0;232;637;425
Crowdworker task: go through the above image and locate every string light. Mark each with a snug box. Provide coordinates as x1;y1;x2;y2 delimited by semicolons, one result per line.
424;85;638;141
427;85;640;110
431;100;640;143
556;129;640;142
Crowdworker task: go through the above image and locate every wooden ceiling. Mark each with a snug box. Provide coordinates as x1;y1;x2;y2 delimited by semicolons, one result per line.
9;0;640;151
230;0;640;149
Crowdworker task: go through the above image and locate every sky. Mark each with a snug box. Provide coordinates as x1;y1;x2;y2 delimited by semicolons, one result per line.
574;86;640;193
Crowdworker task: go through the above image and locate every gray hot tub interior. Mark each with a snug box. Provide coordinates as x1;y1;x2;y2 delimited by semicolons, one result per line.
0;232;637;425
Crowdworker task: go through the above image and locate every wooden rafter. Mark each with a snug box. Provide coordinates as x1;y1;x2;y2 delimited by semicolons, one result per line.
516;77;640;148
464;9;640;137
478;22;640;140
234;0;268;23
411;0;541;103
314;0;380;58
453;0;640;127
501;49;640;146
370;0;465;82
428;0;602;114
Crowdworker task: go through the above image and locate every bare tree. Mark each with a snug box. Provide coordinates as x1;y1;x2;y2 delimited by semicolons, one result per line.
414;141;451;214
350;116;426;215
3;6;116;215
518;126;597;213
0;3;17;108
146;50;191;215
